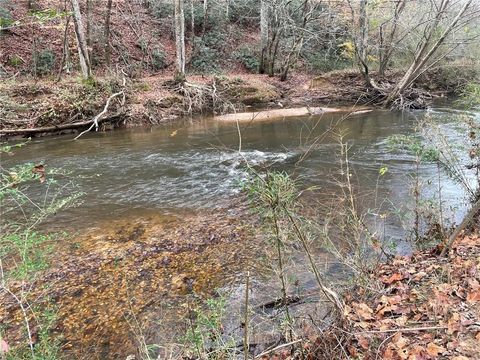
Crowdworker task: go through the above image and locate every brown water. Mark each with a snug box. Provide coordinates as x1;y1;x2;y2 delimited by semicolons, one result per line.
2;106;478;358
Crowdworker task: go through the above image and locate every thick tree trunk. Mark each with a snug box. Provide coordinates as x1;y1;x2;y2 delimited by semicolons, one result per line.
174;0;186;79
71;0;92;78
104;0;113;66
259;0;268;74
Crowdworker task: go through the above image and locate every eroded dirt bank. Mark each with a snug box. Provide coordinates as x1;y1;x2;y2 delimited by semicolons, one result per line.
1;70;451;139
0;211;257;359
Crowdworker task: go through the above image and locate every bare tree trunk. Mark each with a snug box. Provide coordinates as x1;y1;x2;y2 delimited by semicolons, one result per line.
202;0;208;36
190;0;195;51
279;0;312;81
378;0;406;76
71;0;92;78
259;0;268;74
86;0;93;64
384;0;473;107
174;0;186;79
104;0;113;67
356;0;373;87
56;15;72;82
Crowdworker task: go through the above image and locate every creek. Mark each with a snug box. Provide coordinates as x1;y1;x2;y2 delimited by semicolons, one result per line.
2;106;478;358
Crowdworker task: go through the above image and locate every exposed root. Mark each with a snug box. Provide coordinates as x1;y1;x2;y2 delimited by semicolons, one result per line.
172;77;237;115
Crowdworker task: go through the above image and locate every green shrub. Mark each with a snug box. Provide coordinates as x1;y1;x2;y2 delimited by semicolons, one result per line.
457;82;480;108
34;49;55;76
234;47;259;72
191;31;225;73
8;54;23;67
303;51;352;73
202;30;225;49
228;0;259;26
151;47;167;70
191;41;218;73
148;0;173;19
0;0;13;29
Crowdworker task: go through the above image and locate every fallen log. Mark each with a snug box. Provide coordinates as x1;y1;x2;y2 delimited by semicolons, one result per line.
0;113;124;138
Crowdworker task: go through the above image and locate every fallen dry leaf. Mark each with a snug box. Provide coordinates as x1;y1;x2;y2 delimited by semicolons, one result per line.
353;302;374;321
382;272;404;284
32;164;46;183
426;342;445;357
356;335;369;350
466;290;480;303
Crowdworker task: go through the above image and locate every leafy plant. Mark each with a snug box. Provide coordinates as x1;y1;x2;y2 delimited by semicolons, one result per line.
151;47;167;70
234;47;259;72
184;296;235;358
0;0;13;29
191;39;219;73
0;144;82;358
7;54;23;67
34;49;55;76
457;82;480;109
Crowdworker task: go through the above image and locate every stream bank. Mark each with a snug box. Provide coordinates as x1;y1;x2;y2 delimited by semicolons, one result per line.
0;70;458;139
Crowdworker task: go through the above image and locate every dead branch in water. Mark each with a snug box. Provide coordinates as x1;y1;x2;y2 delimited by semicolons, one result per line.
0;113;123;138
74;73;127;139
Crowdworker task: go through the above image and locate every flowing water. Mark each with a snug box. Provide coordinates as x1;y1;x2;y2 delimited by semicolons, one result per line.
2;106;478;358
6;107;475;238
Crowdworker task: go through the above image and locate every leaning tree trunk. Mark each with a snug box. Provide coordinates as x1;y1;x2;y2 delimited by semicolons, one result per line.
259;0;268;74
71;0;92;78
174;0;186;80
383;0;473;107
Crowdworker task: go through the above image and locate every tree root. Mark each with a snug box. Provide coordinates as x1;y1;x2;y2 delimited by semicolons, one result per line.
172;77;236;115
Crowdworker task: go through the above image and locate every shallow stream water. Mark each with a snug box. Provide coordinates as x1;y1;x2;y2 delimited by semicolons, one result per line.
7;107;475;240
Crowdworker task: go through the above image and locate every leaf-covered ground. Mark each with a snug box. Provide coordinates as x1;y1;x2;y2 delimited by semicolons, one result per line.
300;231;480;360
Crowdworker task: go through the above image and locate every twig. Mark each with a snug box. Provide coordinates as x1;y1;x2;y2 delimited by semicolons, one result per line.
254;339;302;359
355;325;447;334
439;198;480;257
0;287;35;357
243;271;250;360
